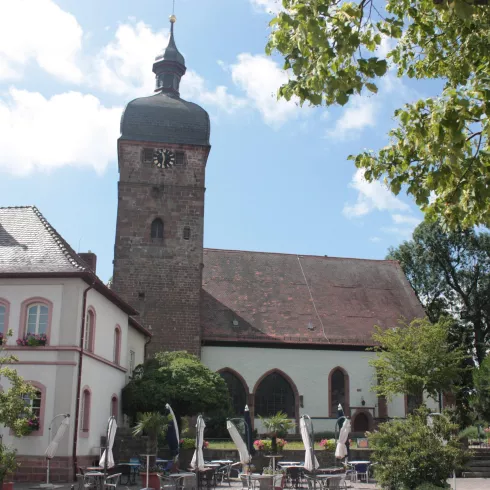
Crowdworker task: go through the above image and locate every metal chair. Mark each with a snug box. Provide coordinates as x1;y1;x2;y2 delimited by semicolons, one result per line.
160;475;179;490
216;464;232;486
286;467;301;489
104;473;121;490
240;475;258;490
324;475;347;489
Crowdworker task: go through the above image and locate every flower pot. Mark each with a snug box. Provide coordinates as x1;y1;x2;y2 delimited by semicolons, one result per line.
140;472;160;490
1;482;14;490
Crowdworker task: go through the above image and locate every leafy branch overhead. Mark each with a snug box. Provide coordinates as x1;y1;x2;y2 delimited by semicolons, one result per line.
267;0;490;228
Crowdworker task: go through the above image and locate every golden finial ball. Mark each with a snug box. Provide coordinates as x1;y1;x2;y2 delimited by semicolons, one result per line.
169;14;177;23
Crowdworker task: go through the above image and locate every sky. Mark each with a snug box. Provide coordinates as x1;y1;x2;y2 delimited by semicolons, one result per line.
0;0;432;282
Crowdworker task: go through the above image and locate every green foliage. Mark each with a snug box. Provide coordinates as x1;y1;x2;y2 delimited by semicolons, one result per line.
122;351;229;419
132;412;170;466
387;219;490;365
259;411;295;437
0;330;36;436
458;425;482;441
368;408;467;489
0;442;18;483
267;0;490;229
204;407;234;438
471;355;490;423
370;317;467;403
180;438;197;450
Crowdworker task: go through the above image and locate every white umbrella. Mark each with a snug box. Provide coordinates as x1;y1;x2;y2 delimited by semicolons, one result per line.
191;415;206;471
300;416;319;471
45;415;70;459
227;420;250;465
99;416;117;470
335;418;351;460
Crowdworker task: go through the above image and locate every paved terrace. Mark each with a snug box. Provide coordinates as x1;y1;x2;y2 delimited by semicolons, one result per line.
13;477;490;490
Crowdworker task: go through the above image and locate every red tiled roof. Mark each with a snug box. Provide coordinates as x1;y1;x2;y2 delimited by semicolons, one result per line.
201;249;424;347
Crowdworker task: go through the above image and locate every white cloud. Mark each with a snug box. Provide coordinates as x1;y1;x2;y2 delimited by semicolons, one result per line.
91;21;167;96
0;0;83;83
250;0;283;14
370;236;382;243
391;214;421;226
326;96;377;140
381;226;415;239
92;21;247;114
343;169;410;218
0;89;121;176
230;53;300;126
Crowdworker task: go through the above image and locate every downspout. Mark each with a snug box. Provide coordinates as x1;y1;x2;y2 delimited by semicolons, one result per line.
72;282;95;479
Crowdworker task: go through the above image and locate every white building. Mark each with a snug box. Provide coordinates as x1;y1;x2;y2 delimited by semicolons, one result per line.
0;206;151;482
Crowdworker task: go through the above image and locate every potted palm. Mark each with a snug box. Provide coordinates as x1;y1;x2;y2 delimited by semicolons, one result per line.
133;412;169;490
0;443;18;490
259;411;295;454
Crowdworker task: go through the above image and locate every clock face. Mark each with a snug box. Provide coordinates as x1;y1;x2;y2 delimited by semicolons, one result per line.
153;148;175;169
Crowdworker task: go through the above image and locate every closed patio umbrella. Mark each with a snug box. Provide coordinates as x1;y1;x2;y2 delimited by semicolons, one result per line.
99;416;117;471
166;403;180;463
335;418;351;460
191;415;206;471
43;414;70;487
300;415;319;472
227;419;250;465
244;406;255;458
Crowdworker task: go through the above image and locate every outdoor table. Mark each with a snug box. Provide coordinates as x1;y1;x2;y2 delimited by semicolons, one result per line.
118;463;140;485
279;462;302;466
84;471;104;490
86;467;103;471
204;463;221;468
157;459;171;463
210;460;233;465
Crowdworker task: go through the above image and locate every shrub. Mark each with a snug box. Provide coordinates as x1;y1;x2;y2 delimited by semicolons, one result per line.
368;407;467;489
0;443;18;483
458;426;481;441
253;439;287;451
319;439;336;451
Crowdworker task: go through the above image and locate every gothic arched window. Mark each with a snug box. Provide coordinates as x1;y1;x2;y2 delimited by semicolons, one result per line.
151;218;164;240
220;371;247;415
330;369;346;416
255;372;295;418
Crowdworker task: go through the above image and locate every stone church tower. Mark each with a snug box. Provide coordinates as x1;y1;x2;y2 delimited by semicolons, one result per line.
112;16;210;356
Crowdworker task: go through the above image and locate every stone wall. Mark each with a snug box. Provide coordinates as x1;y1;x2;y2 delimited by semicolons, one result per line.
113;141;210;356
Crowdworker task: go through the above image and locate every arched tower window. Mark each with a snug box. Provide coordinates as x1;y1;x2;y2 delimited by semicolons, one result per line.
220;371;247;415
255;372;295;418
151;218;164;240
329;368;348;416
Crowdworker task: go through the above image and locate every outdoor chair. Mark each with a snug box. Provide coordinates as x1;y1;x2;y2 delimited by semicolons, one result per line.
348;463;369;483
216;464;232;486
160;475;179;490
104;472;121;490
239;475;258;490
286;467;301;489
76;473;97;490
324;475;347;489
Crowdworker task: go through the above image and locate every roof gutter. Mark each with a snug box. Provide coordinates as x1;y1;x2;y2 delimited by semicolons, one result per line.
72;281;95;479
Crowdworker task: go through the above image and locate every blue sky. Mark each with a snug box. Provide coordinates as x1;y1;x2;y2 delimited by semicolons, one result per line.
0;0;430;282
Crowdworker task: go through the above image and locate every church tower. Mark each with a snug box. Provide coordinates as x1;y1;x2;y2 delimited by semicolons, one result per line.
112;16;210;356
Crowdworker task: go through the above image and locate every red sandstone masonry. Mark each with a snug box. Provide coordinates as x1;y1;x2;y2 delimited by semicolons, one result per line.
112;141;208;356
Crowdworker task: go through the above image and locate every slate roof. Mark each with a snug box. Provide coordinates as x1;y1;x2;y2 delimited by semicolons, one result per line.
0;206;149;332
120;93;210;146
201;249;424;347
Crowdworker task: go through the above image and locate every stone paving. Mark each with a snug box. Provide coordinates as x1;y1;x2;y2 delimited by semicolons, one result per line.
13;477;490;490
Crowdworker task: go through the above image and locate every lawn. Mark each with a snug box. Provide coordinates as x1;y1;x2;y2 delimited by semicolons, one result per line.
208;441;325;450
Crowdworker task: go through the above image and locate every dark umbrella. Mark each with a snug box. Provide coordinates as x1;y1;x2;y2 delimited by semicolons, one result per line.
244;405;256;457
165;404;180;464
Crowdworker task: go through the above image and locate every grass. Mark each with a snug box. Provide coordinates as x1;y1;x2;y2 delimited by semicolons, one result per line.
208;441;325;450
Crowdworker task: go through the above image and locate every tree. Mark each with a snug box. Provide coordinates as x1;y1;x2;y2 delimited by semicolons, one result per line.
132;412;170;467
368;407;466;489
370;317;467;407
0;330;36;436
259;411;296;454
122;351;229;422
471;354;490;423
266;0;490;229
387;219;490;364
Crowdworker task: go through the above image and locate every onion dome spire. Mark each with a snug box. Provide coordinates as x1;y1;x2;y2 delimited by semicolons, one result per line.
153;15;186;96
